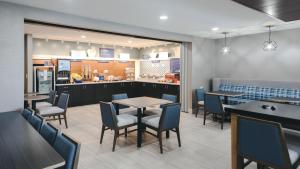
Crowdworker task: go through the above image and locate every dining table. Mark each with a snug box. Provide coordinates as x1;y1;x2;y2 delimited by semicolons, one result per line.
0;111;65;169
112;96;172;147
225;101;300;169
24;95;49;110
206;91;244;104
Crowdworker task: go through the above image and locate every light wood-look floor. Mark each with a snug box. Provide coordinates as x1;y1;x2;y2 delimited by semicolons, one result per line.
50;104;258;169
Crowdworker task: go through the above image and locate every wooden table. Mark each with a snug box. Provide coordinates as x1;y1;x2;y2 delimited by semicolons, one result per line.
24;95;49;110
112;96;172;147
225;101;300;169
0;111;65;169
267;97;300;104
207;91;244;104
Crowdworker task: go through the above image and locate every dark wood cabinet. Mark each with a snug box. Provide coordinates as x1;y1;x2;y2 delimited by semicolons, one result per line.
56;82;180;107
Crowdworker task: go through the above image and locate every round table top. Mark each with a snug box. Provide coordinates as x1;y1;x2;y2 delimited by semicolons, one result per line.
24;95;49;101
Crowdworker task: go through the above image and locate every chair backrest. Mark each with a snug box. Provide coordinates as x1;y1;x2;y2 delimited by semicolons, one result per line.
112;93;129;109
195;88;205;102
53;132;81;169
99;101;118;129
237;116;291;169
28;114;43;132
159;103;181;130
48;90;57;105
162;94;177;103
21;108;33;120
57;93;69;111
204;94;224;114
40;122;58;146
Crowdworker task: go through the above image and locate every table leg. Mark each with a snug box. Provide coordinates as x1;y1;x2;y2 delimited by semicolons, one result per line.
232;113;242;169
224;96;229;105
32;100;36;110
115;104;120;115
137;108;142;148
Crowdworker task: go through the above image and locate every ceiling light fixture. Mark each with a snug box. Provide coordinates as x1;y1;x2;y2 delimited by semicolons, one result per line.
160;15;168;20
263;25;277;51
81;35;86;39
128;40;132;44
212;27;219;31
221;32;231;55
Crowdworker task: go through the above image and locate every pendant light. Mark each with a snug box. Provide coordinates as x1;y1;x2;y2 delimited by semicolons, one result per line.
263;25;277;51
221;32;230;55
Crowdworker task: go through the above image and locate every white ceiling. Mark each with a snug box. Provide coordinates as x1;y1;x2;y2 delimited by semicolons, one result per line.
25;24;174;48
6;0;300;38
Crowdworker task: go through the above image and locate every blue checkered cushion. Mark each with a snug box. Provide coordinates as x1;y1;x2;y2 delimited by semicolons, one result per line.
255;87;271;100
286;89;296;98
243;86;257;100
219;83;231;92
295;90;300;98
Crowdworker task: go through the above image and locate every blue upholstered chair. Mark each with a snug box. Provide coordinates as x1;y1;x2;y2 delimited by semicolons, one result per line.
112;93;137;115
53;132;81;169
21;108;33;120
36;90;57;109
40;122;58;146
142;103;181;153
37;93;70;128
145;94;177;116
99;101;137;152
237;116;300;169
203;93;227;130
28;114;44;132
195;88;205;117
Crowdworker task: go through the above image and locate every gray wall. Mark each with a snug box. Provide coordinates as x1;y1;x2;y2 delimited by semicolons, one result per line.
33;38;140;59
0;2;214;112
214;28;300;81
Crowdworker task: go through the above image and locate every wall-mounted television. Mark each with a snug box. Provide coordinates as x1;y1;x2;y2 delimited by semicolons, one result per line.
100;48;114;58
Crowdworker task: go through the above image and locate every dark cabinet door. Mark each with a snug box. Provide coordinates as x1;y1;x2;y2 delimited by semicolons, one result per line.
96;83;113;102
164;84;180;102
80;84;96;105
56;85;81;107
123;82;136;98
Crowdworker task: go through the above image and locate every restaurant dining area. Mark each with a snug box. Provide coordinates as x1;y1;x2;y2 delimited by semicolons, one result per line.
1;0;300;169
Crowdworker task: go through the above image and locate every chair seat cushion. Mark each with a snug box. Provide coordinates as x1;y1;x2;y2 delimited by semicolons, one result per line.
284;130;300;165
36;102;52;109
119;107;137;115
38;106;65;116
144;108;162;116
142;115;160;128
117;114;137;127
198;101;204;106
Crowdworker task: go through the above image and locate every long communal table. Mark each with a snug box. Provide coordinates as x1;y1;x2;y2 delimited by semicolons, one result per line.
0;111;65;169
225;101;300;169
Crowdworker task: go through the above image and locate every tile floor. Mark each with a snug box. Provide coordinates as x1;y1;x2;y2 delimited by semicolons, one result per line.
50;104;258;169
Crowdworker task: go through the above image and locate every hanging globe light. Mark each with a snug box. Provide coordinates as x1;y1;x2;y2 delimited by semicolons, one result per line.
221;32;231;55
263;26;278;51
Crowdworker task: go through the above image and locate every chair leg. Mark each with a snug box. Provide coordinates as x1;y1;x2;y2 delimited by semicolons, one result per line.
166;130;170;139
63;114;68;128
221;114;224;130
112;130;119;152
158;132;163;154
176;127;181;147
195;106;199;117
100;125;105;144
58;115;61;124
203;111;207;125
125;128;127;137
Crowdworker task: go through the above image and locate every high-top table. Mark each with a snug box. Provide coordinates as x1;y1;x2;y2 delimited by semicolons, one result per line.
0;111;65;169
225;101;300;169
112;96;172;147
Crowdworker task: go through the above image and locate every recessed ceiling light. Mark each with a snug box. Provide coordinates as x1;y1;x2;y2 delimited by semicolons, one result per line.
128;40;133;44
212;27;219;31
81;35;86;39
160;15;168;20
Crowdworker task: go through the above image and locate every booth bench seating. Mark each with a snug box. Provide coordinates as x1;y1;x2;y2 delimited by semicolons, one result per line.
213;78;300;105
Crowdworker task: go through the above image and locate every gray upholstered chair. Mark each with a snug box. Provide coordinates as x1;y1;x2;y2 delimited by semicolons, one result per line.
36;90;57;109
144;94;177;116
195;88;205;117
142;103;181;154
99;101;137;152
112;93;137;115
37;93;69;128
203;93;227;130
237;116;300;169
40;122;58;146
21;108;34;121
28;114;44;132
